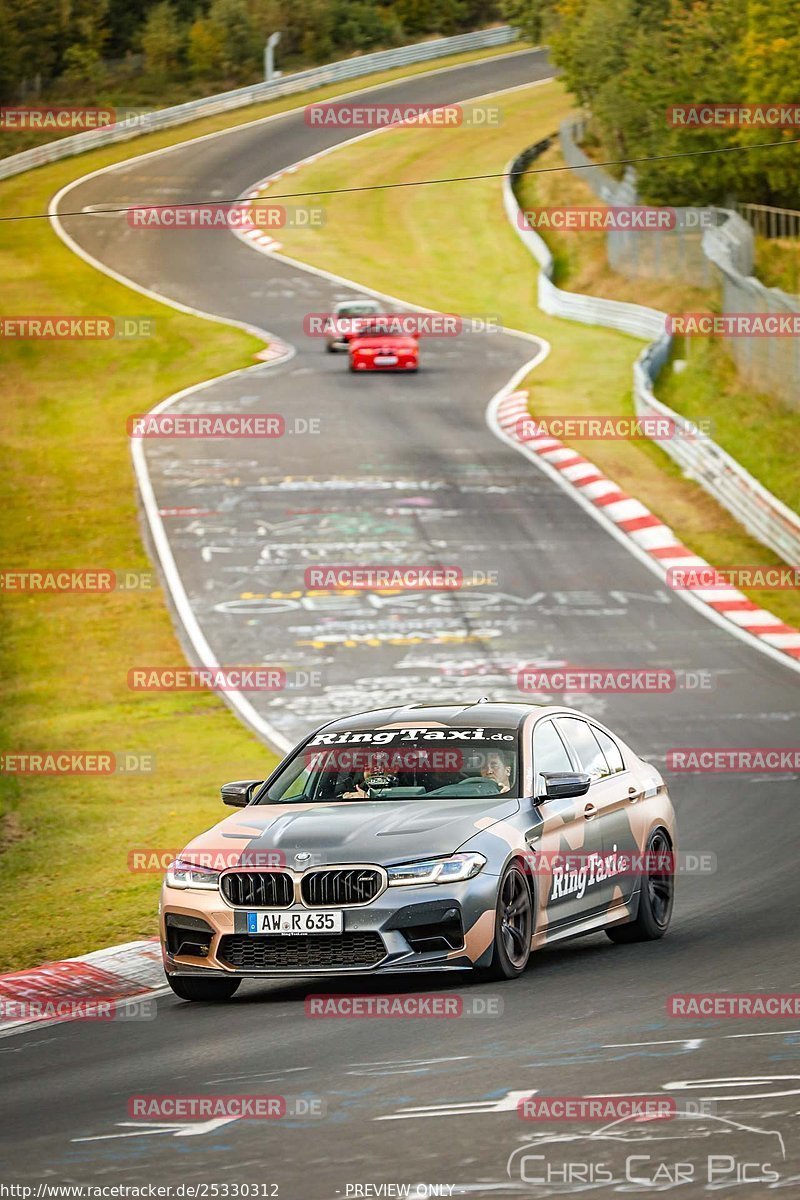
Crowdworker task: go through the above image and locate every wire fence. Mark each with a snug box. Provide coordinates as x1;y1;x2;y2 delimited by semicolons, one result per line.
560;119;747;286
737;202;800;240
559;119;798;407
506;142;800;567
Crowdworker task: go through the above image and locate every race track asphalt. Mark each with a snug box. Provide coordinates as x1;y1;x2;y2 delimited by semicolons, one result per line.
2;49;799;1198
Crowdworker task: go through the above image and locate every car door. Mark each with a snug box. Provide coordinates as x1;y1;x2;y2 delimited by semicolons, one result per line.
553;716;626;916
585;723;639;904
528;717;605;931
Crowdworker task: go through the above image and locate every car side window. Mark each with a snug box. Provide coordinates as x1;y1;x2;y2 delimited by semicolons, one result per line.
532;719;574;783
592;726;625;774
556;717;610;780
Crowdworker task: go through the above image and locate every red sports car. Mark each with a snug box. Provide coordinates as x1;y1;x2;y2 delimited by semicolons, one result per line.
348;322;419;373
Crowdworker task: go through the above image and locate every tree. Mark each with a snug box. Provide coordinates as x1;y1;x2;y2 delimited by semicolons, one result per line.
207;0;258;76
330;1;395;52
500;0;556;44
141;2;185;77
6;0;62;89
105;0;152;59
738;0;800;200
0;0;22;99
187;17;226;79
60;45;107;92
615;0;753;204
542;0;800;206
248;0;283;44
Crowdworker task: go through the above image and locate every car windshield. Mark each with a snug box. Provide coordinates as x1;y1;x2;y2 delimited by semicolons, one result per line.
256;726;520;803
352;322;398;337
337;302;380;317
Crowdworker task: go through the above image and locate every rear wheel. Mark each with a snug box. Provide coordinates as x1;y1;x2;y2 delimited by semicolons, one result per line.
606;828;674;943
481;862;533;980
166;974;241;1002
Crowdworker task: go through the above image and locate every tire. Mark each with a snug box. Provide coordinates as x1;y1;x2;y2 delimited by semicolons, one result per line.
606;828;674;944
166;974;241;1002
480;862;533;980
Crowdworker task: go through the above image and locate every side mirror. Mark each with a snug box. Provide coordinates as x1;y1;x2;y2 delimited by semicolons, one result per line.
221;779;263;807
538;771;591;800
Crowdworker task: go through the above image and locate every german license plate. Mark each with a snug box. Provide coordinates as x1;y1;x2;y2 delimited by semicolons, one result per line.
375;355;398;365
247;910;343;935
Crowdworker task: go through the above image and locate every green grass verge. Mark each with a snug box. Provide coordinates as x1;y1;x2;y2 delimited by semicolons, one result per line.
520;143;799;559
658;339;800;517
519;143;800;521
755;235;800;296
0;42;534;972
266;79;800;631
0;41;532;162
0;159;276;973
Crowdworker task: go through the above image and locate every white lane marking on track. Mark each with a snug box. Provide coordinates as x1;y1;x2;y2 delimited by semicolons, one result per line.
48;59;553;758
52;45;544;211
603;1038;705;1049
497;170;800;676
605;1029;800;1047
53;56;799;777
48;211;295;754
236;90;800;681
381;1078;800;1125
376;1090;535;1120
350;1056;471;1066
232;76;555;250
205;1066;312;1084
664;1075;800;1104
73;1117;240;1141
488;384;800;677
346;1055;473;1076
0;1037;57;1053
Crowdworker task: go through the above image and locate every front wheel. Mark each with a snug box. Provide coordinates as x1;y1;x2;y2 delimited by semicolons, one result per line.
166;974;241;1002
606;828;674;943
480;862;533;980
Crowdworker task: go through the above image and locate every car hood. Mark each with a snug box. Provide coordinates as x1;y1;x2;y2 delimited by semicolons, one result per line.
181;796;520;868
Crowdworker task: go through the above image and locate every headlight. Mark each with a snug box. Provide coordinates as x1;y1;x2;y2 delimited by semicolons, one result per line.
166;857;220;891
387;853;486;886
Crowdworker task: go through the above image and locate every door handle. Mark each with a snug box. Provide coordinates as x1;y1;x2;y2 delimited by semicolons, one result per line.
627;787;641;802
583;802;598;819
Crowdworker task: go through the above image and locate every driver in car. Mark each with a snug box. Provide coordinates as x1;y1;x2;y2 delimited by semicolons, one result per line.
480;750;513;794
339;755;398;799
337;748;514;798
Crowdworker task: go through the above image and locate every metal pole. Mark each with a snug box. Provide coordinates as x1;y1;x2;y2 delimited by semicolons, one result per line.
265;32;282;82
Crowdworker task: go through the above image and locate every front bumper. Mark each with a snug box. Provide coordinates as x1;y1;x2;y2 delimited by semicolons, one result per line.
160;873;499;977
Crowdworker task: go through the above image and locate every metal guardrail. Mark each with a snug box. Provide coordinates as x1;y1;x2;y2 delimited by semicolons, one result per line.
559;117;637;206
634;344;800;567
560;119;799;406
506;142;800;567
507;141;665;340
0;27;519;182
